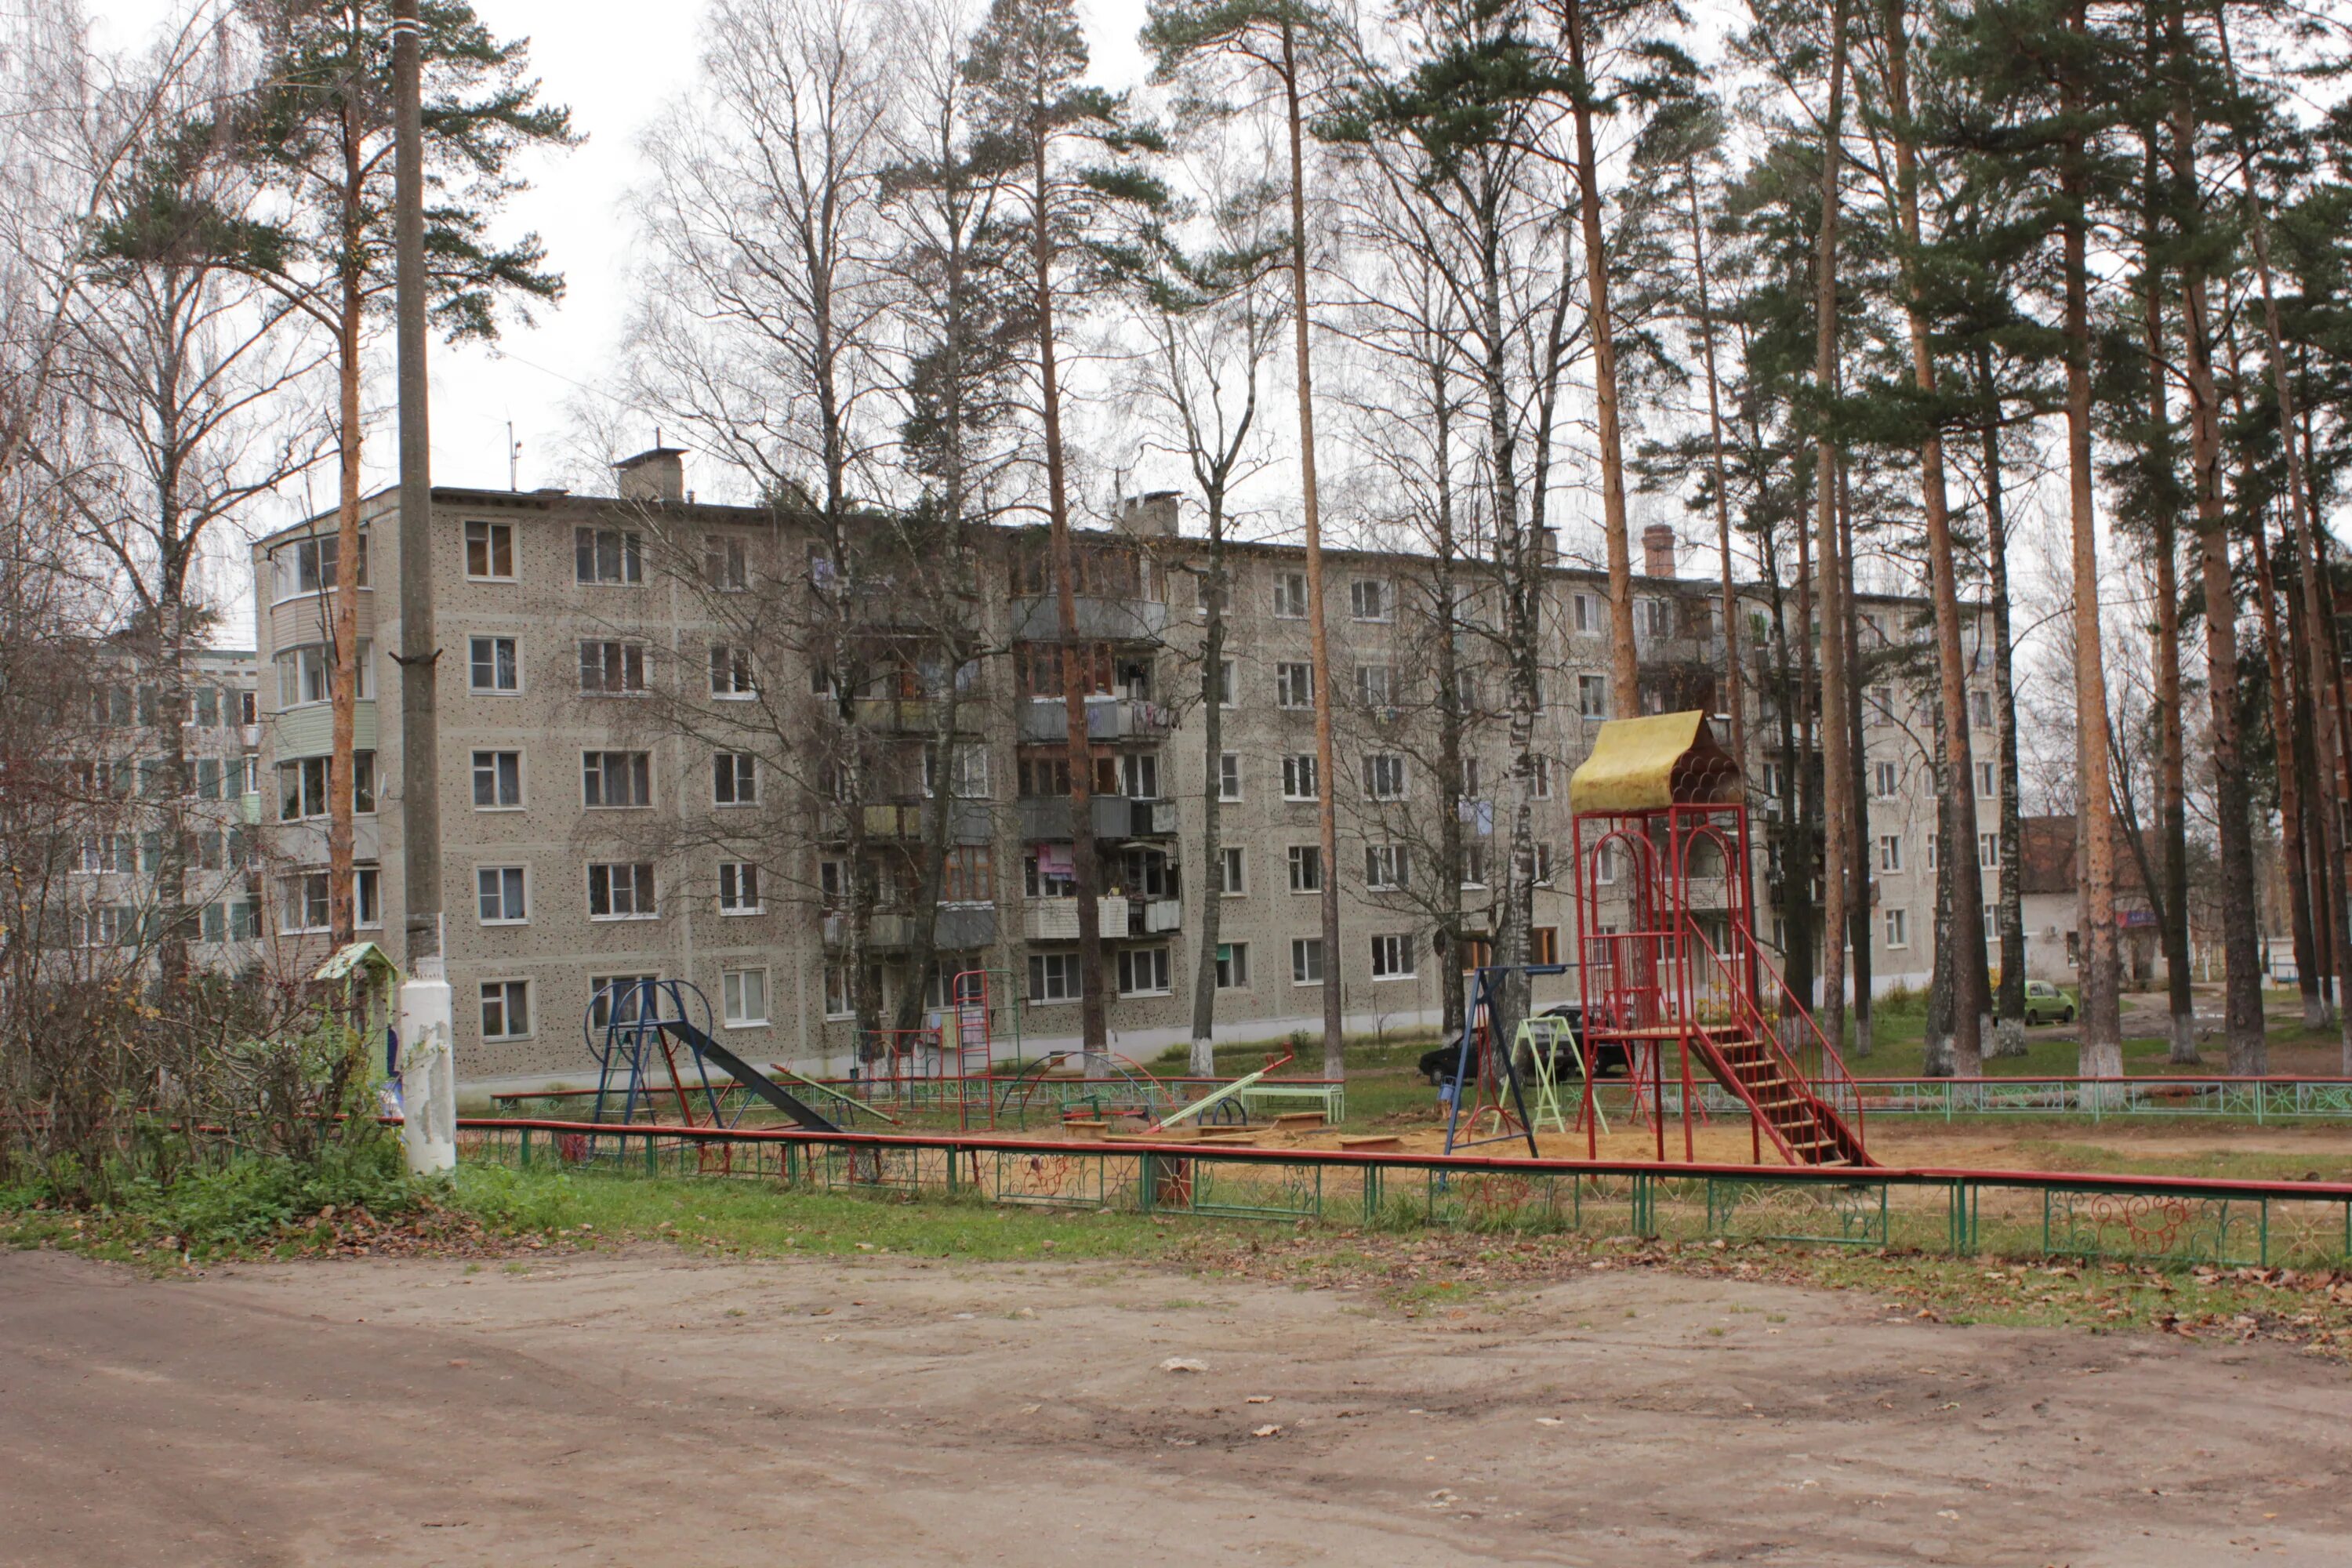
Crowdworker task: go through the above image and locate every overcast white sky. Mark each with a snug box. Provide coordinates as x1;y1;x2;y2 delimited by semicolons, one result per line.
87;0;1156;504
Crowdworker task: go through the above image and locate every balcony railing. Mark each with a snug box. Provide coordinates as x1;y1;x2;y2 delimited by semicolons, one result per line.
1010;594;1170;642
1024;895;1130;942
825;904;998;950
821;799;992;844
1015;697;1174;744
1014;795;1175;840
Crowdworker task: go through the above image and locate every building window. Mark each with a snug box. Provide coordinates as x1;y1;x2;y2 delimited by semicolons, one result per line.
1117;946;1172;996
1215;942;1250;989
1371;933;1416;979
275;644;333;707
1365;844;1410;890
277;757;330;821
1218;752;1242;801
590;975;661;1029
279;872;331;933
1532;842;1555;885
718;860;762;913
473;749;522;809
1572;592;1596;633
1978;760;1997;798
1979;832;1998;869
1287;845;1323;893
1868;685;1893;723
1364;753;1407;800
1578;674;1607;717
240;690;258;725
1926;833;1939;869
578;639;646;694
477;866;528;924
1118;751;1157;800
354;866;381;928
575;525;643;584
1884;907;1910;948
1219;847;1246;895
586;862;657;920
1531;926;1560;965
710;644;755;698
480;979;531;1040
1282;754;1318;800
1879;835;1903;873
1272;571;1307;618
1028;950;1083;1004
1350;579;1390;622
1276;661;1314;709
721;967;770;1027
1969;689;1993;729
1641;597;1671;638
706;535;749;590
713;752;757;806
469;636;520;693
822;964;858;1019
465;520;514;580
1530;754;1554;799
1216;658;1236;706
270;532;365;599
1355;662;1392;708
1462;844;1487;887
1290;937;1324;985
1874;760;1897;798
583;750;652;808
1596;842;1619;886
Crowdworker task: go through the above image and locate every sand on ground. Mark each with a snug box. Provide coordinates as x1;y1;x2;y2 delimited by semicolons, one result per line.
5;1246;2348;1566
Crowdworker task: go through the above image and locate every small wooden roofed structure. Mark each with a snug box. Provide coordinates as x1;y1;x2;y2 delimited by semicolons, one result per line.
1567;711;1741;815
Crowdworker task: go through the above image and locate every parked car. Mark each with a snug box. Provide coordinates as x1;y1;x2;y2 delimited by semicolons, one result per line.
1418;1004;1631;1086
2022;979;2076;1026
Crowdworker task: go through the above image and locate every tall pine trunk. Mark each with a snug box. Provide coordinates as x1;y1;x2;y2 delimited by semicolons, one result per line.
1280;24;1344;1079
2063;0;2123;1076
1811;0;1853;1050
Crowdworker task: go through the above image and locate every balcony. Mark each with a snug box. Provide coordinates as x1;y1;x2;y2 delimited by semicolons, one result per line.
851;696;984;735
825;904;998;950
821;799;992;844
1025;895;1129;942
1010;594;1169;643
1016;698;1175;744
270;699;376;758
1134;896;1181;935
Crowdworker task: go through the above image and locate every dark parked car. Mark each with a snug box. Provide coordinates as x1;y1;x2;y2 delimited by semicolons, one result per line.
1419;1004;1630;1086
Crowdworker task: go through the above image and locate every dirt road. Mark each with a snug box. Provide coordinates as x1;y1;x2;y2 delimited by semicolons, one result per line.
5;1247;2346;1566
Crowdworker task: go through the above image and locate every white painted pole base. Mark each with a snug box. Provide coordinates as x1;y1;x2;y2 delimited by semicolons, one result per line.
397;965;458;1176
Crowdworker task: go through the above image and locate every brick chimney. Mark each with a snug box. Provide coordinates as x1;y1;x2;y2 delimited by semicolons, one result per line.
1642;523;1677;579
613;446;686;504
1117;490;1180;537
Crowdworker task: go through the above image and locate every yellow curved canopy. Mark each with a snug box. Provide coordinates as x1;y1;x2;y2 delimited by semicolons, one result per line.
1569;710;1741;814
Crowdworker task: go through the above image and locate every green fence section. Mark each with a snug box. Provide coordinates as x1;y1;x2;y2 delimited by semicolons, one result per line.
459;1120;2352;1270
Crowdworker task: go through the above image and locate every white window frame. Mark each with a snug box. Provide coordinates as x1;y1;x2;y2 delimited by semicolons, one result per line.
575;525;644;586
713;752;758;807
1578;673;1607;718
476;864;528;924
480;978;532;1040
465;520;515;582
1290;937;1324;985
1116;945;1172;996
717;860;763;915
1272;571;1308;619
577;639;647;695
1214;942;1250;989
1349;578;1391;622
1218;752;1242;801
1281;753;1317;800
473;749;524;811
1879;835;1903;873
586;862;658;920
468;635;521;695
710;644;756;699
1276;661;1314;710
1364;753;1407;800
1370;932;1416;980
582;750;652;808
1365;843;1409;891
1218;846;1247;895
1884;907;1910;949
721;966;771;1028
1027;950;1084;1005
1287;844;1322;893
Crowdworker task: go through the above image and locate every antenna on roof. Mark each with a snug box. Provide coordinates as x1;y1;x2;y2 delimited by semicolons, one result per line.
506;420;520;491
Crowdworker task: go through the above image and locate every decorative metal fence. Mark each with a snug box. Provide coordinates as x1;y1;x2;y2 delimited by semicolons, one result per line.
458;1117;2352;1269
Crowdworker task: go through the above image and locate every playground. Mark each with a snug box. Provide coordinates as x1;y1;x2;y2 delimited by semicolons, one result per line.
7;1239;2347;1567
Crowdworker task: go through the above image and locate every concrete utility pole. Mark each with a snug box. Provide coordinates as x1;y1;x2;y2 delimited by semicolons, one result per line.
391;0;453;1174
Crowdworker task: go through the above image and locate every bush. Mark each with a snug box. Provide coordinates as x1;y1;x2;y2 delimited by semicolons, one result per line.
139;1138;420;1248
